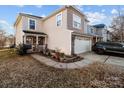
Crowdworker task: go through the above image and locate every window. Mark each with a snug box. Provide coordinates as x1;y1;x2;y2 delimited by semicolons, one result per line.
91;28;94;33
29;19;36;30
56;13;62;26
73;14;81;29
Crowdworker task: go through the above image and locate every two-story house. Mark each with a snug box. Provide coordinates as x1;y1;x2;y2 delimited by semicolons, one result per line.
87;24;108;45
14;6;92;55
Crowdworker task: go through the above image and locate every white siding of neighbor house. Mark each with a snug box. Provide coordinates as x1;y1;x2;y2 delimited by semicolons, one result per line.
102;29;107;42
43;9;73;55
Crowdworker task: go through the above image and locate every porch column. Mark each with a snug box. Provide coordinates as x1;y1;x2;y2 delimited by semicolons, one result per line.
44;36;47;45
96;36;98;42
36;36;38;45
23;35;26;44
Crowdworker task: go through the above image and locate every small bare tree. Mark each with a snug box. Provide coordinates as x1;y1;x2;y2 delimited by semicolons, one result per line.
7;34;15;45
110;7;124;42
0;29;6;48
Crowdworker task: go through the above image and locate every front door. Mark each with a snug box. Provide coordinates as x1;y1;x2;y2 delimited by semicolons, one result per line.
38;36;45;45
26;36;36;52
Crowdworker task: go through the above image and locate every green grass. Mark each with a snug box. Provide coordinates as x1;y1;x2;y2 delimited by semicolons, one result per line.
0;47;9;50
0;48;17;61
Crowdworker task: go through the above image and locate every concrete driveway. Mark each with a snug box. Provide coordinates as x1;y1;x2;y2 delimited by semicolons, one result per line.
80;52;124;68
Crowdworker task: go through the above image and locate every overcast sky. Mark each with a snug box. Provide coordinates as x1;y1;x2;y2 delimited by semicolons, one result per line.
0;5;124;35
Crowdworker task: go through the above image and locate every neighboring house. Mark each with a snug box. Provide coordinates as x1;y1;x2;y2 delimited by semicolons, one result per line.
14;6;93;55
0;31;15;48
87;24;109;45
5;35;15;47
105;30;112;42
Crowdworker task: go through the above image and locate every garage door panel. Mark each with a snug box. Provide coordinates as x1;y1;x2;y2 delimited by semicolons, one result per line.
74;37;91;54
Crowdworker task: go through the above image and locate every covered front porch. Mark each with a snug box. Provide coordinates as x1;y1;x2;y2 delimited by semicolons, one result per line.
92;36;103;45
23;30;48;52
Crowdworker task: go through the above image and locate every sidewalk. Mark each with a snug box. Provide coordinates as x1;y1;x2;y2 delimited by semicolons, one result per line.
31;54;93;69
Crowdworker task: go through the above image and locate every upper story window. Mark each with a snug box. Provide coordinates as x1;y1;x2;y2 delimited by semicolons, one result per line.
73;14;81;29
56;13;62;26
29;19;36;30
91;28;94;33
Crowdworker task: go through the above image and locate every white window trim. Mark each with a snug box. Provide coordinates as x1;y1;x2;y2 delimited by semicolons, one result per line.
56;12;62;27
28;18;36;31
73;14;81;29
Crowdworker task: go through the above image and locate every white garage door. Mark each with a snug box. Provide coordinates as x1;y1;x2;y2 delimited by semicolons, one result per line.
74;37;91;54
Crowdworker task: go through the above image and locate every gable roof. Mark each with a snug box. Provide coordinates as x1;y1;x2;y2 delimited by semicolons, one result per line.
14;13;43;26
42;6;89;21
19;13;43;19
93;24;106;28
14;6;89;26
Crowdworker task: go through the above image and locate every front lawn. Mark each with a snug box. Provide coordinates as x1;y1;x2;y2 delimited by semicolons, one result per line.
0;48;17;61
0;49;124;87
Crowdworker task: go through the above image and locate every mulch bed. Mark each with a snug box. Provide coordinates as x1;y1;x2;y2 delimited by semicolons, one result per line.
39;53;84;63
59;55;84;63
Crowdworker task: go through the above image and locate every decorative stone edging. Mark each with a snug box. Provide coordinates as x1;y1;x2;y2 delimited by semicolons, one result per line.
31;54;93;69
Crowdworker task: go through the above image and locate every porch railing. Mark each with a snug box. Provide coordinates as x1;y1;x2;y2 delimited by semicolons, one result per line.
31;44;47;52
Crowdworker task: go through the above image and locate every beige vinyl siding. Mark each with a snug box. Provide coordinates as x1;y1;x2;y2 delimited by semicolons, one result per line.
84;20;88;34
43;9;72;55
67;7;85;33
15;16;45;46
15;17;24;45
22;16;44;33
14;6;90;55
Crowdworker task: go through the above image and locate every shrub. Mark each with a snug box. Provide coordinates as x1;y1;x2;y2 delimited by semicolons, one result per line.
60;52;65;58
9;44;16;48
16;44;32;55
43;49;51;56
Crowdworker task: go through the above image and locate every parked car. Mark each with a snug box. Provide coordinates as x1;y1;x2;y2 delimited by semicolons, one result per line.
92;42;124;54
